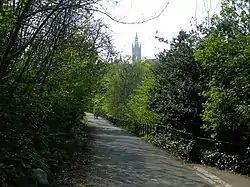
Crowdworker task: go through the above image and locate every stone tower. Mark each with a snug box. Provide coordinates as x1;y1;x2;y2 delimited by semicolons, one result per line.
132;32;141;63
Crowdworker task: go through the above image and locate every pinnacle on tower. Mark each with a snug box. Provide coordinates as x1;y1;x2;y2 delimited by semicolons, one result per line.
132;32;141;64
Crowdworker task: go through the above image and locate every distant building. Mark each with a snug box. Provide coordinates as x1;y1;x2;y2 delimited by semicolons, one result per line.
132;32;141;63
131;33;159;67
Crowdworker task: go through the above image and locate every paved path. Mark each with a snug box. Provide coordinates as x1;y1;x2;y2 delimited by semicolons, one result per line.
83;113;213;187
53;113;250;187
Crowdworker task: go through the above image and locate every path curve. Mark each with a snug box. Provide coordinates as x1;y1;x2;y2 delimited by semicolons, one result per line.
82;113;211;187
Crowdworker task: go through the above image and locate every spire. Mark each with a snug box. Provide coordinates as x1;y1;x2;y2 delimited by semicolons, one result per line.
134;32;139;47
132;32;141;64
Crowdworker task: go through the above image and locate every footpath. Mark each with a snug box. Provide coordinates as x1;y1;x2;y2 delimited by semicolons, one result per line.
55;113;250;187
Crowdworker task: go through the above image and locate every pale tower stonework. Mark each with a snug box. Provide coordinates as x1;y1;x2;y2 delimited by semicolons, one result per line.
132;32;141;63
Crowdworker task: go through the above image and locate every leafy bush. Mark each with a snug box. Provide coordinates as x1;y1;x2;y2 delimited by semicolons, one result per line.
152;131;250;175
200;150;250;175
153;132;199;162
0;84;88;185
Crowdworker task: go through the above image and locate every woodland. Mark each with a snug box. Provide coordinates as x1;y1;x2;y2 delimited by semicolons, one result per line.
0;0;249;186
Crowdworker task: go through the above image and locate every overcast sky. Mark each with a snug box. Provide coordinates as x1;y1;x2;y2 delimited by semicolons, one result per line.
97;0;221;59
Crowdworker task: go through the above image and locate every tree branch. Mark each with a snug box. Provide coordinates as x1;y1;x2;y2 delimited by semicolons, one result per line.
91;1;170;24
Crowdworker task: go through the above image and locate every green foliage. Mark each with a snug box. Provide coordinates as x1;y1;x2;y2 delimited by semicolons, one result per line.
0;36;98;184
151;131;250;174
200;150;250;175
98;58;158;133
153;132;198;162
194;0;250;135
150;30;206;134
126;61;159;125
0;3;109;184
150;0;250;141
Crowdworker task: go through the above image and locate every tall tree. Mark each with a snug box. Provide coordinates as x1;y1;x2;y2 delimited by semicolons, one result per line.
150;30;206;135
194;0;250;140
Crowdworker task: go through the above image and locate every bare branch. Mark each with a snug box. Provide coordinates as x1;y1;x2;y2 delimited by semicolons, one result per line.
91;1;170;24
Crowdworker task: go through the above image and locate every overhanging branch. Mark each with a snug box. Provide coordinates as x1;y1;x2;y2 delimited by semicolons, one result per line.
91;1;170;24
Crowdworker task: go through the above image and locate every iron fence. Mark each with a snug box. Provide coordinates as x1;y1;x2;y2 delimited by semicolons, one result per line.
100;113;250;158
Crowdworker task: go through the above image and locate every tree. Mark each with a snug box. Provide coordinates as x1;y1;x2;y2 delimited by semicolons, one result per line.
127;62;159;126
0;1;116;185
194;0;250;140
98;58;155;119
150;30;206;134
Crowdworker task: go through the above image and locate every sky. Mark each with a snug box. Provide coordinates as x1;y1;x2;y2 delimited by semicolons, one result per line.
97;0;221;59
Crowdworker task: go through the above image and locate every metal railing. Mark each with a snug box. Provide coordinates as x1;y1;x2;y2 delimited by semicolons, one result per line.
100;113;250;157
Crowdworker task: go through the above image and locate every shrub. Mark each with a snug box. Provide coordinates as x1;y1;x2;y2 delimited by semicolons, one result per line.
200;150;250;175
153;132;200;162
